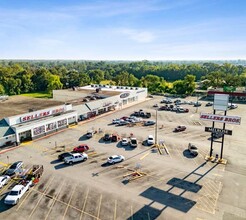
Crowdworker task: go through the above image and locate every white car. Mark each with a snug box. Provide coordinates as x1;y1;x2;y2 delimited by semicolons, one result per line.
64;153;88;165
228;104;238;109
147;135;154;145
107;155;125;164
0;175;10;188
130;137;137;148
188;143;198;156
121;138;129;146
144;120;156;126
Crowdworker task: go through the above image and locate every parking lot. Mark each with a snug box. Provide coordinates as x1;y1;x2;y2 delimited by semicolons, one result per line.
0;95;246;220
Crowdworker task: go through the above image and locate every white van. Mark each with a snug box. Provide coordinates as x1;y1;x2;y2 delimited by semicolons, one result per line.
147;135;154;145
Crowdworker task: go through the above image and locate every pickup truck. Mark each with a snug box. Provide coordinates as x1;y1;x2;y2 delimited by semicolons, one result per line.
64;153;88;165
4;180;32;205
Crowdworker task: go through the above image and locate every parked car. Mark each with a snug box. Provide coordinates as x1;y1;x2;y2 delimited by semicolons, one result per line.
228;104;238;109
205;102;213;107
177;107;189;113
159;106;168;111
147;135;154;145
130;137;137;148
144;120;156;126
161;99;172;104
64;153;88;165
103;133;111;141
121;138;129;146
73;144;89;153
118;120;130;126
194;102;202;107
86;130;96;138
174;125;186;132
0;175;10;188
107;155;125;164
188;143;198;156
153;104;158;107
5;161;23;177
58;152;73;161
112;119;122;124
111;133;120;142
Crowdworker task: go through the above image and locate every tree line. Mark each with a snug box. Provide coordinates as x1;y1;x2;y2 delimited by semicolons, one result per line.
0;60;245;96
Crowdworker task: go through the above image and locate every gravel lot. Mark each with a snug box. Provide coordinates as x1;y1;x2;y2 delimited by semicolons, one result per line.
0;95;245;220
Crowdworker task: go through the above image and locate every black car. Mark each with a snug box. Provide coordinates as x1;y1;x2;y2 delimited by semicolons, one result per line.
5;161;23;177
205;102;213;107
104;133;111;141
194;102;202;107
58;152;73;161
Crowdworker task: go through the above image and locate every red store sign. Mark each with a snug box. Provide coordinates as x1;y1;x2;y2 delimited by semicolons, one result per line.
200;113;241;125
20;107;65;122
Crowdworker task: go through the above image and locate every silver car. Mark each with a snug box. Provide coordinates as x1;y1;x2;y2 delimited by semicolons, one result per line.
107;155;125;164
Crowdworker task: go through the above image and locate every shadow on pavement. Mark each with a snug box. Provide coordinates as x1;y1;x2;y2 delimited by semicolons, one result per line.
128;161;219;218
50;159;62;164
183;149;197;159
78;135;88;141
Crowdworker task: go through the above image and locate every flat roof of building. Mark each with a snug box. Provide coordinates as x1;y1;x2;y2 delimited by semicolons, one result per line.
0;95;64;118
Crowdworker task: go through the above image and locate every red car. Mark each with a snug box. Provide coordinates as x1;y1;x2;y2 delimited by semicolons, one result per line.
73;144;89;153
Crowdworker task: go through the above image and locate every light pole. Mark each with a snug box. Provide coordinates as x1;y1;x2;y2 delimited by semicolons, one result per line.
195;93;199;113
155;109;158;145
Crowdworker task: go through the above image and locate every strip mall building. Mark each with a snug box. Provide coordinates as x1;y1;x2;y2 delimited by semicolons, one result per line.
0;85;147;147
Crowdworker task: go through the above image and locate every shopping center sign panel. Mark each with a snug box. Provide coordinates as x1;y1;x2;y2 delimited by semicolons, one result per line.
200;113;241;125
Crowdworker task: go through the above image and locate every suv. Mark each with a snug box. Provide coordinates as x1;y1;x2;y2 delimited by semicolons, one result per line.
147;135;154;145
130;137;137;148
103;133;111;141
64;153;88;165
188;143;198;156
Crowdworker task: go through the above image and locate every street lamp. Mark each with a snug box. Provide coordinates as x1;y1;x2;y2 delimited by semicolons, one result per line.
155;109;158;145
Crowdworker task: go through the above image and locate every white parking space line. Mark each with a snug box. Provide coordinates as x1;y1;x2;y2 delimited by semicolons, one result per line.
80;188;89;220
45;180;66;220
28;176;55;218
62;184;77;220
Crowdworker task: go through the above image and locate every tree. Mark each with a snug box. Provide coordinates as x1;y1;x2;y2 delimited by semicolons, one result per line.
47;74;63;94
88;69;104;84
0;84;5;94
183;74;196;94
172;80;186;94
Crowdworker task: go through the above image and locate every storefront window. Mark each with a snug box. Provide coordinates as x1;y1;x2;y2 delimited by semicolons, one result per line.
46;122;57;131
33;125;45;136
57;119;67;127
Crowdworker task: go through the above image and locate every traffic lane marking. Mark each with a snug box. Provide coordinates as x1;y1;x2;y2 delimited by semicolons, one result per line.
140;152;151;160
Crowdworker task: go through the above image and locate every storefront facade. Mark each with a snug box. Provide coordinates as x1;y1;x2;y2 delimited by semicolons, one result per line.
2;104;77;145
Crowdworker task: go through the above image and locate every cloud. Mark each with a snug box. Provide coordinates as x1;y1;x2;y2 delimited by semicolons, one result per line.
117;28;156;43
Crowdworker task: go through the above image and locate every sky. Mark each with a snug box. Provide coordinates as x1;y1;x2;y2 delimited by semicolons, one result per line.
0;0;246;60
